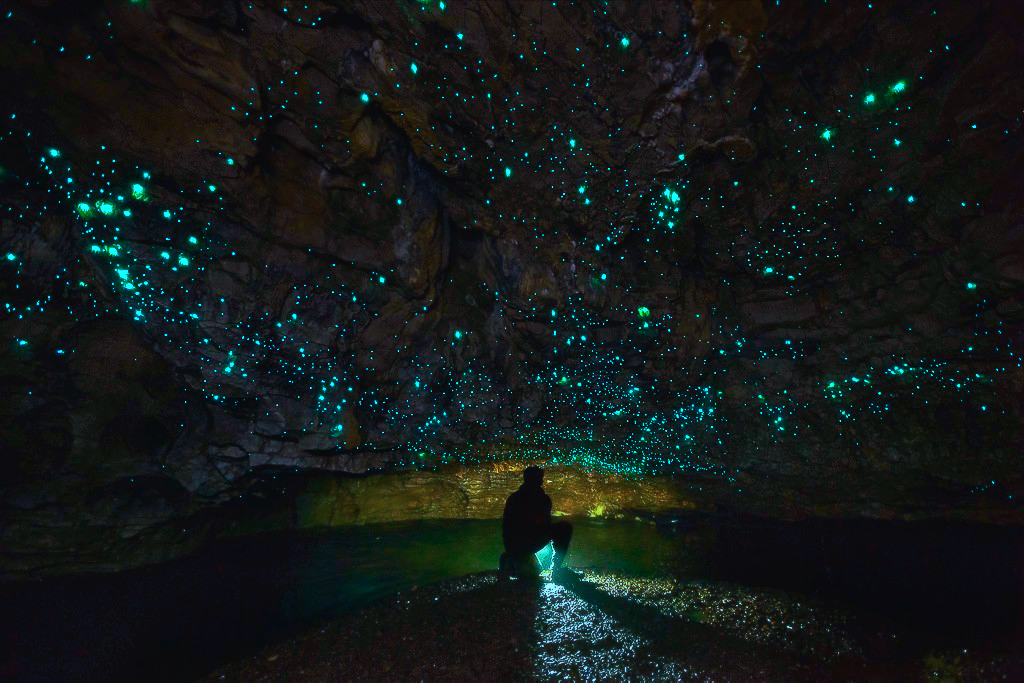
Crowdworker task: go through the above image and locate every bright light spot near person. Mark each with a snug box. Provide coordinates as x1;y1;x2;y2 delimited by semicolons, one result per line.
638;306;651;318
504;166;512;177
864;93;876;104
966;282;977;290
891;80;906;93
821;128;833;141
535;542;553;569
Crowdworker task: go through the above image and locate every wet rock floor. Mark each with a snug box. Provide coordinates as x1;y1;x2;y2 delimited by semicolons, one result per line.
207;569;1021;682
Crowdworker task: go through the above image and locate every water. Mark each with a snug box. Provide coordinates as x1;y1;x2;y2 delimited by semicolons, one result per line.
1;518;1022;681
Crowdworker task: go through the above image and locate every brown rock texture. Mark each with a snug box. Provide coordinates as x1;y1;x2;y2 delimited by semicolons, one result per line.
0;0;1022;573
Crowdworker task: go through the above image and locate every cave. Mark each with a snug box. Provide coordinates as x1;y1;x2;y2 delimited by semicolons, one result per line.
1;0;1023;679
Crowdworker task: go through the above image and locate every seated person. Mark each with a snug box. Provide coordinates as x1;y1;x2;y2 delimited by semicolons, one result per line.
498;466;572;580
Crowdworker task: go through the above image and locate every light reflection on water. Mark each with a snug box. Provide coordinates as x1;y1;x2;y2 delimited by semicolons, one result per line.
4;517;1022;681
289;518;691;620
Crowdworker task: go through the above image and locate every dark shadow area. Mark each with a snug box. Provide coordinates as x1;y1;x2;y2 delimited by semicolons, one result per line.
2;517;1023;680
552;572;760;666
690;516;1024;652
0;520;505;682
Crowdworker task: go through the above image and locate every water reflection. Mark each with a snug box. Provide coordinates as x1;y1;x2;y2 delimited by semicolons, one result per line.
1;517;1021;681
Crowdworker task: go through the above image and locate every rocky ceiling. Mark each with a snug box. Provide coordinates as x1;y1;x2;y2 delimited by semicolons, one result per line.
1;0;1024;572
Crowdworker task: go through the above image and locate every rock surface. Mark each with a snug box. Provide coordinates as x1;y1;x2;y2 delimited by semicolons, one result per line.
0;1;1023;572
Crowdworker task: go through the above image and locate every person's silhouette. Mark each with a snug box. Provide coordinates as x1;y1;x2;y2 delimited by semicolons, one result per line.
498;466;573;581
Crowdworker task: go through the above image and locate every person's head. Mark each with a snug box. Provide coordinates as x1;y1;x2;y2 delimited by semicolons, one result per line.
523;466;544;487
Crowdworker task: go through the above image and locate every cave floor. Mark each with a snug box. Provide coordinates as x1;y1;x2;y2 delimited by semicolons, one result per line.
4;518;1023;681
206;568;1020;682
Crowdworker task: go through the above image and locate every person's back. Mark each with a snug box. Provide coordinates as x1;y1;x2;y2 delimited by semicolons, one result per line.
502;478;552;554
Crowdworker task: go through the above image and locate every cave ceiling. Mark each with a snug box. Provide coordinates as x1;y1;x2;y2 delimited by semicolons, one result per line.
1;0;1023;507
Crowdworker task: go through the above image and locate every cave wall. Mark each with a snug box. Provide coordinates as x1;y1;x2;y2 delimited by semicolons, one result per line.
1;0;1023;574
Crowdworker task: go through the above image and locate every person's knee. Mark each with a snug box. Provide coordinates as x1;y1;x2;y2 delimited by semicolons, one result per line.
551;521;573;548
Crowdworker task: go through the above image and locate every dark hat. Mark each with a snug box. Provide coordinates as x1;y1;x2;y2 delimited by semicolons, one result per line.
523;466;544;485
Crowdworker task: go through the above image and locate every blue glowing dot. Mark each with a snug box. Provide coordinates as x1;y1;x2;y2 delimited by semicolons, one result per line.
569;138;576;148
907;195;915;203
456;32;463;40
47;148;60;158
864;93;876;104
454;330;462;339
966;282;977;290
378;276;385;284
5;252;16;261
361;93;370;103
163;210;172;219
411;62;418;74
821;128;833;141
620;36;629;48
505;167;512;177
